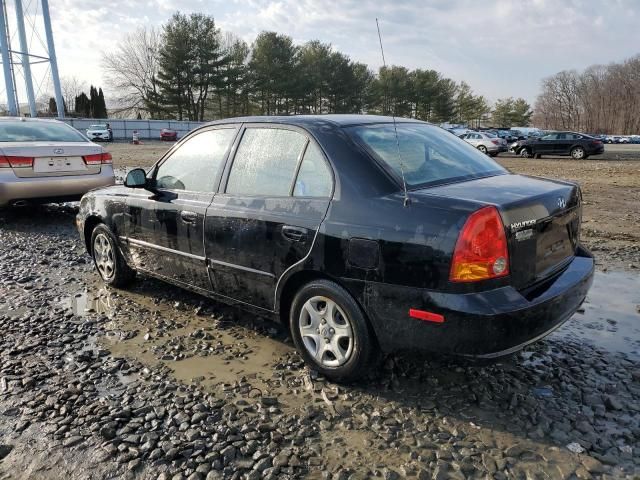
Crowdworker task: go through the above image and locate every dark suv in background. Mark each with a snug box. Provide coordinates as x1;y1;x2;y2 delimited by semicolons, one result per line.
516;132;604;159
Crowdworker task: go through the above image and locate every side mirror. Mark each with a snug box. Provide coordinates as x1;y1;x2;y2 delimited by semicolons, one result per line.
124;168;148;188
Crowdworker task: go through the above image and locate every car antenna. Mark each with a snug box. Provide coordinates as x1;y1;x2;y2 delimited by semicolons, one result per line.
376;18;410;207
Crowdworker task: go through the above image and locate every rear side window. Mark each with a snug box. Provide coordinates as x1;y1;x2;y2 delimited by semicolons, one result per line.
155;128;236;192
226;128;307;196
0;120;86;142
349;123;506;188
294;142;332;197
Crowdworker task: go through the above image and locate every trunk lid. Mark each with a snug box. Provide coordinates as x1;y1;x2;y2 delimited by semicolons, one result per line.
418;174;582;290
0;141;103;178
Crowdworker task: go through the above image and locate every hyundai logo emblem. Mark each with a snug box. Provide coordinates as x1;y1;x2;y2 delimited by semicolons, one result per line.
557;197;566;209
53;148;64;154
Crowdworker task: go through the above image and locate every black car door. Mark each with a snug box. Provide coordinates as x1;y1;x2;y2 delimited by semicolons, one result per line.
535;133;556;154
124;126;238;291
204;125;333;310
553;133;571;154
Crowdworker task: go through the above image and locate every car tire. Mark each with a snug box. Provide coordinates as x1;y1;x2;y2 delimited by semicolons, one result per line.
90;223;135;288
571;146;585;160
520;148;532;158
478;145;488;154
290;279;377;383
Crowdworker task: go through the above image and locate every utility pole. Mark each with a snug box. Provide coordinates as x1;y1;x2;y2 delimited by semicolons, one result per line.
0;0;17;115
41;0;64;118
14;0;36;117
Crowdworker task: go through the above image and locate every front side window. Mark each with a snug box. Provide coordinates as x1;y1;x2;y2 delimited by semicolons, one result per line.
294;142;333;197
155;128;236;192
0;120;86;142
348;123;507;188
226;128;307;196
541;134;557;141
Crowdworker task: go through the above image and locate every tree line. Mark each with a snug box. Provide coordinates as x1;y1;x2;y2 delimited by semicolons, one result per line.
46;84;108;118
103;12;532;126
533;55;640;134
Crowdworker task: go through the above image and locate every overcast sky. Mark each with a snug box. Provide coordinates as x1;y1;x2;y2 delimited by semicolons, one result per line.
4;0;640;106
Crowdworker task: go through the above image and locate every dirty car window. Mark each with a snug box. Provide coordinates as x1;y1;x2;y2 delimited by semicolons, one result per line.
294;142;332;197
155;129;235;192
348;123;506;188
226;128;306;196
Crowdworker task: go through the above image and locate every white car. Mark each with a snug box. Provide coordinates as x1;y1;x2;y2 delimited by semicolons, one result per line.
86;124;112;142
0;117;115;208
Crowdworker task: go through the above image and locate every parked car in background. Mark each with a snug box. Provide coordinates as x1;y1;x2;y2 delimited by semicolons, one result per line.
77;115;594;381
0;117;115;208
160;128;178;141
86;123;113;142
460;131;507;156
516;132;604;159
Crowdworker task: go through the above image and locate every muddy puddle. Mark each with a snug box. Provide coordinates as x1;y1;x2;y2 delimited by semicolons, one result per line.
63;270;640;376
555;270;640;359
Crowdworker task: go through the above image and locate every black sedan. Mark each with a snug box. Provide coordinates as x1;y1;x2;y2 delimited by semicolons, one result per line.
516;132;604;159
76;115;594;382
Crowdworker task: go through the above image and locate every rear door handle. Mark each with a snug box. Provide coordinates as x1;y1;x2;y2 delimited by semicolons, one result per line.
282;225;308;242
180;211;198;224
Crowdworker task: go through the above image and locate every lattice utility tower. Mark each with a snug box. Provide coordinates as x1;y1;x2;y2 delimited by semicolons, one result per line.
0;0;64;117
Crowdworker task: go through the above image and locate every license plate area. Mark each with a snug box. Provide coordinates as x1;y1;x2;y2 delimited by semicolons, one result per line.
33;156;87;173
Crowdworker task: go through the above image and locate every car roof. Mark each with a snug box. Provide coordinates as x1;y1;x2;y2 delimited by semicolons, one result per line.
202;114;430;129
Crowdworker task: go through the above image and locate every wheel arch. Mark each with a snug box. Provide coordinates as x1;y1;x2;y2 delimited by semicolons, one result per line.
83;215;103;253
277;270;340;326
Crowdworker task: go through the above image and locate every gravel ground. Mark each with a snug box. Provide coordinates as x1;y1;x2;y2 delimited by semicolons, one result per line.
0;142;638;479
1;206;639;479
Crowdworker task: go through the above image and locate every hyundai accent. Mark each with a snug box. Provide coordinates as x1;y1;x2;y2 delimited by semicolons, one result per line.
76;115;594;382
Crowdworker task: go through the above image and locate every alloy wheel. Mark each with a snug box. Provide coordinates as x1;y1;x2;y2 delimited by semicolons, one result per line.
298;296;354;367
572;147;585;159
93;233;115;280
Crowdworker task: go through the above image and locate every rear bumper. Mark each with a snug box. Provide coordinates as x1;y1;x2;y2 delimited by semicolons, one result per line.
362;245;595;357
0;166;115;207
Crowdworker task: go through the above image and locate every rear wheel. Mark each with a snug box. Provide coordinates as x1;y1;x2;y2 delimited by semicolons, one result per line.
571;146;585;159
91;224;135;287
478;145;488;154
290;280;377;383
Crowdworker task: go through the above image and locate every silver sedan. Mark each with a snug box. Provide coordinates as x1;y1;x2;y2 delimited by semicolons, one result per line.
0;117;115;208
460;131;507;156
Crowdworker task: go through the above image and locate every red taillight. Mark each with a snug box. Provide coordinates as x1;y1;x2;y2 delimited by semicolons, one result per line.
0;155;34;168
592;140;602;145
450;206;509;282
491;139;500;145
83;152;112;165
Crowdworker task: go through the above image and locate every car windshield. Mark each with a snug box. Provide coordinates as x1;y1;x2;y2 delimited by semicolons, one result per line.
0;120;86;142
348;123;507;188
90;125;107;129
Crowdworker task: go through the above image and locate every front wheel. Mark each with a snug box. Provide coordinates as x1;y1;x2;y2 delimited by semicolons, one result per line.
478;145;488;154
520;148;532;158
91;224;135;287
290;280;377;383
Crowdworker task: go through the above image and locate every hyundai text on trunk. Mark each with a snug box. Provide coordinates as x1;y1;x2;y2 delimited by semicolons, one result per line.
76;115;594;382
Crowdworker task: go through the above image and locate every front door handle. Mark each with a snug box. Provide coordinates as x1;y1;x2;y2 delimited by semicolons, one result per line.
180;211;198;225
282;225;308;242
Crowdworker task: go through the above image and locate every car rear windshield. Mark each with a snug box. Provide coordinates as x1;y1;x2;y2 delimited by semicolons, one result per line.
348;123;507;188
0;120;86;142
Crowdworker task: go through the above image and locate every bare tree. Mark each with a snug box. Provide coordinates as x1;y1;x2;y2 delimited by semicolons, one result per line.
101;27;161;118
61;76;86;113
534;55;640;134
